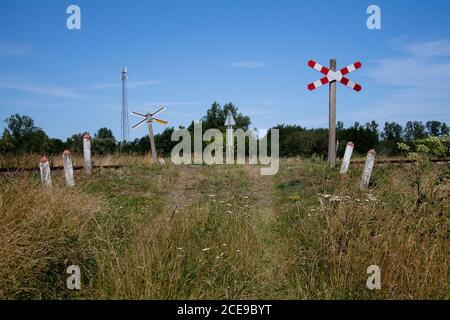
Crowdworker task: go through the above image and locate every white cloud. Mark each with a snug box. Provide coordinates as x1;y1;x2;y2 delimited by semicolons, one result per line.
85;80;161;90
228;61;268;68
404;39;450;57
0;81;78;98
361;38;450;123
366;37;450;89
0;43;31;56
366;57;450;88
137;101;204;107
0;78;161;98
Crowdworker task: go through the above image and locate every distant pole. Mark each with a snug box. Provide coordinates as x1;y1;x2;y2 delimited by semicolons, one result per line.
83;133;92;175
63;150;75;188
121;67;129;143
147;122;158;163
360;149;376;190
39;156;52;187
340;141;354;176
328;58;337;168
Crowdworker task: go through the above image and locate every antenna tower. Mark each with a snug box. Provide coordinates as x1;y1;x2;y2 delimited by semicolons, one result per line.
121;66;129;143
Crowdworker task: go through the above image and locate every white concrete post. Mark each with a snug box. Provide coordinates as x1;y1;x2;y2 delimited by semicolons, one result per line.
83;133;92;175
340;141;354;175
226;127;234;164
224;110;236;164
360;149;376;190
39;156;52;187
63;150;75;188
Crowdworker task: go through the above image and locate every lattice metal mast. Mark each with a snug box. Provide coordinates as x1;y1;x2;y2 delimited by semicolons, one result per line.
121;66;129;143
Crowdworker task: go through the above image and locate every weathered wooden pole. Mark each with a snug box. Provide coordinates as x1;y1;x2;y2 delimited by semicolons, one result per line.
83;133;92;175
360;149;376;190
340;141;354;176
63;150;75;188
147;122;158;163
328;58;337;168
39;156;52;187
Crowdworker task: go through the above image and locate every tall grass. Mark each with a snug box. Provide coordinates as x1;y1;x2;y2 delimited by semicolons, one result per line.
0;173;104;299
273;158;449;299
0;157;448;299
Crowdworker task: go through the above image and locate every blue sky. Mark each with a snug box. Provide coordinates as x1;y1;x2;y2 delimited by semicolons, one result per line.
1;0;450;140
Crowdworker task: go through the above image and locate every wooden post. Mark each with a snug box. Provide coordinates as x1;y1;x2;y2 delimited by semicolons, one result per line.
340;141;354;176
83;133;92;175
63;150;75;187
147;122;158;163
328;58;337;168
39;156;52;187
360;149;376;190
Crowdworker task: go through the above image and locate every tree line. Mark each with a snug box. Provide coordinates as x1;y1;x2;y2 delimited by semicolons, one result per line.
1;102;449;158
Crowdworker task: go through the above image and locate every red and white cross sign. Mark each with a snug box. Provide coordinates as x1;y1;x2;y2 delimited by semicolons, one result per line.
307;60;362;92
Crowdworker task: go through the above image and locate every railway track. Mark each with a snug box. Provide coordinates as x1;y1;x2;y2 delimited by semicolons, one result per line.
0;164;123;173
0;159;448;173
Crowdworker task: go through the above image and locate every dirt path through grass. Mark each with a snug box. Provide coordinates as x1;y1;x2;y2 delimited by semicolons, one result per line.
167;165;210;216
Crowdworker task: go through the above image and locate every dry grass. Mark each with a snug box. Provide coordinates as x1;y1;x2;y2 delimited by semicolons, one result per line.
0;173;104;299
0;156;448;299
273;158;449;299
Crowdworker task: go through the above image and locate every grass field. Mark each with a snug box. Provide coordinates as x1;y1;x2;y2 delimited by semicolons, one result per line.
0;157;448;299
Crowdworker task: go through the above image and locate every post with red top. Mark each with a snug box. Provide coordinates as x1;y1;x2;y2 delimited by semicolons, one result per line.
340;141;355;176
39;156;52;187
360;149;376;190
83;133;92;175
63;150;75;188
